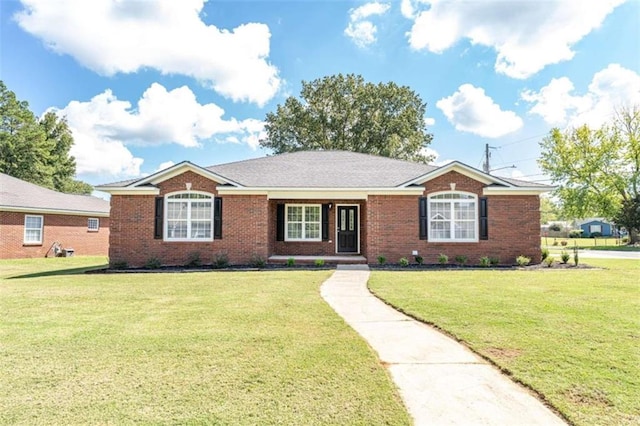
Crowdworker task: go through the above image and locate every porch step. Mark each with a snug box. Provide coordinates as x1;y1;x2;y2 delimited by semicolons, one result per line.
268;255;368;265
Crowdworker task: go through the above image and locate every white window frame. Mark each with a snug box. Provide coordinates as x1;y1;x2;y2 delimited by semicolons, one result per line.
589;224;602;234
285;204;322;242
428;191;478;243
164;191;214;242
24;215;43;245
87;218;100;232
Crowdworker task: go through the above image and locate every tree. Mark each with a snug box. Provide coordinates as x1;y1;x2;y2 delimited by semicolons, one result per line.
539;105;640;243
539;196;563;224
260;74;434;163
0;80;92;194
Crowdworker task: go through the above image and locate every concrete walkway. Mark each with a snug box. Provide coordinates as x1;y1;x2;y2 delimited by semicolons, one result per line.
321;265;566;426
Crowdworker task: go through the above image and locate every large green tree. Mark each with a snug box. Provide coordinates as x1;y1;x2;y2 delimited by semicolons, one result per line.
0;80;92;194
260;74;434;163
539;106;640;243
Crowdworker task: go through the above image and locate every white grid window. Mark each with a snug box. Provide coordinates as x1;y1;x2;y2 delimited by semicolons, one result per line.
24;215;43;244
165;192;213;241
88;218;99;232
286;205;321;241
428;193;477;242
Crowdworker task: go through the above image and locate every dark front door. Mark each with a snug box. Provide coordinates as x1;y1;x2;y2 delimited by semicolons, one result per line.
337;206;358;253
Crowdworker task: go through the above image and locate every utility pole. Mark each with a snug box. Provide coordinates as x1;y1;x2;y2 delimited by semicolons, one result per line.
483;143;494;173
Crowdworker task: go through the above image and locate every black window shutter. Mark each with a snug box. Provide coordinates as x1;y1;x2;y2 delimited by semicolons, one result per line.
154;196;164;239
276;204;285;241
322;204;330;241
214;197;222;239
479;197;488;240
419;197;428;240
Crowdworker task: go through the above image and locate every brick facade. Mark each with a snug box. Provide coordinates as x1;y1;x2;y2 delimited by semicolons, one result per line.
108;170;541;267
0;211;109;259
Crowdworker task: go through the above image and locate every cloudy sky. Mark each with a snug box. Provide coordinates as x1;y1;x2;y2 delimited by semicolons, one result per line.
2;0;639;186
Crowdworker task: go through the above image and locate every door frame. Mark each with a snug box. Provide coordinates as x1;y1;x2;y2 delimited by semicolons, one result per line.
335;204;360;254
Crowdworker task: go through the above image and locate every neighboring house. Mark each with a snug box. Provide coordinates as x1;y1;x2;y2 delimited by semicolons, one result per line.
97;151;551;267
577;218;616;237
0;173;110;259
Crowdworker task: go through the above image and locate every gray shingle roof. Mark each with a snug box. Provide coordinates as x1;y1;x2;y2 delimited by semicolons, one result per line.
207;151;439;188
0;173;110;215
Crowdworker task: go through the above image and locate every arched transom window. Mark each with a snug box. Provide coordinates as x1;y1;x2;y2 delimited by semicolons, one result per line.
165;192;213;241
428;192;478;242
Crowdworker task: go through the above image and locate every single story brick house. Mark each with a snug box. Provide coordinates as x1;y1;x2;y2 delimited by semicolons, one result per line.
97;151;551;267
0;173;110;259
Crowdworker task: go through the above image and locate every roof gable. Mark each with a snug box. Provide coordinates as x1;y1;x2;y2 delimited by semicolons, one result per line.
130;161;239;187
403;161;512;187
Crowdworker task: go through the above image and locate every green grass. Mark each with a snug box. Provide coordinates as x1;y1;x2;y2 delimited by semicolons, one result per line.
0;257;409;425
541;237;638;250
369;259;640;426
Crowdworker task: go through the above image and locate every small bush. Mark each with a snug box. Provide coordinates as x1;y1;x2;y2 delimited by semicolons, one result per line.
186;251;201;267
560;250;570;264
590;231;602;238
414;255;424;265
437;253;448;265
544;256;554;267
479;256;491;267
249;254;266;268
111;260;128;270
569;229;583;238
454;255;467;265
622;236;630;244
574;250;579;266
560;240;568;246
286;257;295;267
212;252;229;269
314;259;325;267
399;257;409;267
489;256;500;266
516;255;531;267
145;257;162;269
541;248;549;261
552;239;558;246
377;255;386;265
549;223;562;232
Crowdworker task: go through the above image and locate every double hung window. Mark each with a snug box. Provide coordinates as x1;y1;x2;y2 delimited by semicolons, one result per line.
285;205;321;241
165;192;213;241
428;193;477;242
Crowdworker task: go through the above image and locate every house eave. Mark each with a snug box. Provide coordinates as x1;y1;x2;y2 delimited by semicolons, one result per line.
129;161;240;187
482;187;551;196
0;206;110;217
216;187;426;199
404;161;514;187
95;187;161;195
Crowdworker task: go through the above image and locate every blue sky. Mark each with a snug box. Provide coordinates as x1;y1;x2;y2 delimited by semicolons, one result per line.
2;0;639;188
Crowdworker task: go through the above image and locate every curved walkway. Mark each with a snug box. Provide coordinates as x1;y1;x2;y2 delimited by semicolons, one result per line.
321;265;566;426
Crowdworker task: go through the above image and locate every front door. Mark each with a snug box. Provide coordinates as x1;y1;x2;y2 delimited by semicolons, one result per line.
337;206;358;253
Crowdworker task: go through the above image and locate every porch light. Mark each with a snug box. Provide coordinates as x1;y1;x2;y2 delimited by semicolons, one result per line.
328;203;333;209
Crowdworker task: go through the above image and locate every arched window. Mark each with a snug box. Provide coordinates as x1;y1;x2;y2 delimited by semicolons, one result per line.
165;192;213;241
428;192;478;242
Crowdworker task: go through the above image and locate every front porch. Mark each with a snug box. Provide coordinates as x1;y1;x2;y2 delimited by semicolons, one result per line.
268;255;368;265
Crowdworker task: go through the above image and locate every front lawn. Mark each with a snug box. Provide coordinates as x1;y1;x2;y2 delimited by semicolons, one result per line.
369;259;640;426
0;258;410;425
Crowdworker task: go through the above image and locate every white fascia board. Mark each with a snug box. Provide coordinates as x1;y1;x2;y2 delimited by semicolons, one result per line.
132;162;237;187
0;206;110;217
96;187;160;195
217;187;425;199
404;162;512;187
482;187;551;196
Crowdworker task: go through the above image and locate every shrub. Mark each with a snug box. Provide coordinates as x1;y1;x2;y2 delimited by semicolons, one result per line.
552;239;558;246
622;236;630;244
111;260;128;270
590;231;602;238
516;255;531;267
377;255;386;265
399;257;409;267
560;250;570;264
573;246;579;266
414;255;424;265
437;253;448;265
249;254;266;268
286;257;295;267
479;256;491;267
569;229;583;238
544;256;554;267
560;240;568;246
314;259;325;267
489;256;500;266
454;255;467;265
186;251;201;267
145;257;162;269
549;223;562;232
541;248;549;261
212;252;229;269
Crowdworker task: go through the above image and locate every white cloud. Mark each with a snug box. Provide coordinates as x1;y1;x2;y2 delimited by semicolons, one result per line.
403;0;625;79
156;161;176;172
522;64;640;127
424;116;436;126
420;147;439;163
15;0;280;106
436;84;523;138
52;83;265;177
345;2;390;48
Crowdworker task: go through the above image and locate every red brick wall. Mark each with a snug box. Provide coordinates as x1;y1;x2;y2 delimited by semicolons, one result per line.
366;171;541;265
108;171;269;267
0;211;109;259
